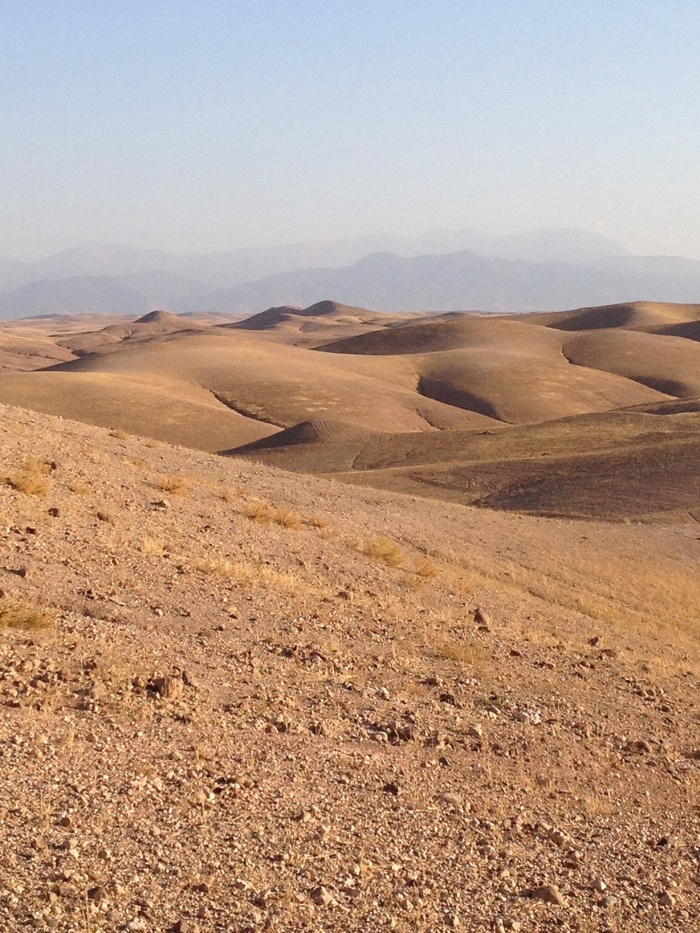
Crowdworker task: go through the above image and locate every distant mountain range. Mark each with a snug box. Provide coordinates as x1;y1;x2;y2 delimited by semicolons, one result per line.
2;227;700;319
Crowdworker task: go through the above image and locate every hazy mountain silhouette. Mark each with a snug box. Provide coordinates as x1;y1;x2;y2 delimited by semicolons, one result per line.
2;229;700;319
0;228;626;291
173;250;700;315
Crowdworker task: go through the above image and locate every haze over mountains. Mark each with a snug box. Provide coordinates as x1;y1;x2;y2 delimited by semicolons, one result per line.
5;226;700;318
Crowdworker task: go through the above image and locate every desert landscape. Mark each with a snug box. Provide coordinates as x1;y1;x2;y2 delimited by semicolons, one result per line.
0;298;698;931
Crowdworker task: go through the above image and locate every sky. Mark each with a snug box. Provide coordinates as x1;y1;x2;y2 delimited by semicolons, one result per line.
2;0;700;260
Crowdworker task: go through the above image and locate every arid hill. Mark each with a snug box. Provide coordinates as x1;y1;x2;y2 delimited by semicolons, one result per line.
0;300;698;524
0;401;698;932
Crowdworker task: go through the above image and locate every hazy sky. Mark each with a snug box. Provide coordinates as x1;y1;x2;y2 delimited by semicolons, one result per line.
2;1;700;260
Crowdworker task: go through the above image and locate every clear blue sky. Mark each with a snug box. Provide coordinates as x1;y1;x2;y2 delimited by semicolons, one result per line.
2;0;699;259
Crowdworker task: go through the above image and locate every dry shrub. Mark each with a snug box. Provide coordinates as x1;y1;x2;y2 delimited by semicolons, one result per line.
243;500;275;524
0;601;54;631
412;556;441;580
363;536;406;568
190;556;300;589
273;508;302;530
428;635;485;666
155;474;189;497
143;438;159;448
6;459;52;497
241;500;301;528
141;536;172;557
221;488;238;504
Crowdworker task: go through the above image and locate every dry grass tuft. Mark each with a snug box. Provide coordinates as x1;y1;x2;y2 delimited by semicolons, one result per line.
242;500;302;529
363;536;406;568
243;500;275;524
109;428;129;440
412;555;441;580
189;555;302;590
5;459;52;497
221;487;238;504
0;600;55;631
155;474;189;497
140;536;173;557
273;508;302;530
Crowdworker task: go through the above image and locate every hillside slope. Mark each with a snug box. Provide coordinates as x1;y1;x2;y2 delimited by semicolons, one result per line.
0;403;698;932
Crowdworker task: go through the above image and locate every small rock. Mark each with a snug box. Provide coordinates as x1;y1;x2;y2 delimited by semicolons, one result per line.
591;879;607;892
601;895;619;909
148;675;183;699
126;919;147;932
171;920;195;933
530;885;565;906
474;607;492;630
659;890;675;907
310;885;333;906
383;781;401;796
57;882;79;899
438;792;467;811
515;708;542;725
467;724;483;738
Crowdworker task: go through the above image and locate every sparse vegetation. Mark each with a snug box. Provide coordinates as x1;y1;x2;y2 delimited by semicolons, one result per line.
140;536;173;557
0;600;54;631
109;428;130;440
242;500;276;524
412;555;441;579
4;458;52;497
189;555;302;590
243;500;302;529
363;536;406;567
0;390;698;930
155;474;189;496
273;508;302;530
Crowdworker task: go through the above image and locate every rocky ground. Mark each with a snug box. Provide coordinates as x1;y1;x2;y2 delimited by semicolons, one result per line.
0;402;698;932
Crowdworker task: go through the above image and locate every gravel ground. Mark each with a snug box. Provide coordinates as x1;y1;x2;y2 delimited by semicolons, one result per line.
0;403;698;932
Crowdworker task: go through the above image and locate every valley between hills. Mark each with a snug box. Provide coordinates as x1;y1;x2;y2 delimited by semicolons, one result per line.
0;299;698;932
